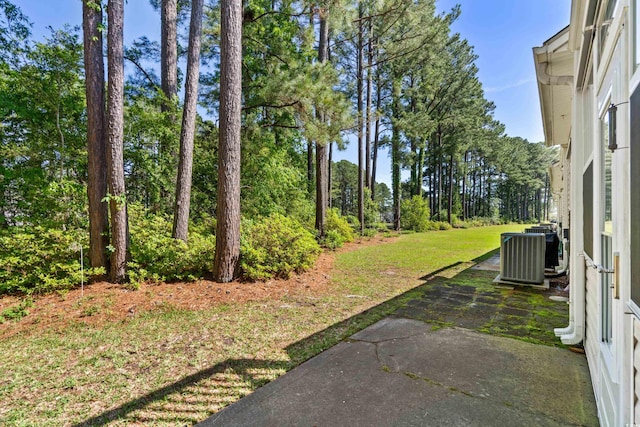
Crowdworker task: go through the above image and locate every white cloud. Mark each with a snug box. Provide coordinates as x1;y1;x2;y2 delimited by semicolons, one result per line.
484;78;536;93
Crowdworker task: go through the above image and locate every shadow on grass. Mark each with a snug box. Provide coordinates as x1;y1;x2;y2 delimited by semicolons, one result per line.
418;261;463;281
472;247;500;263
79;250;563;426
74;358;291;426
75;266;454;427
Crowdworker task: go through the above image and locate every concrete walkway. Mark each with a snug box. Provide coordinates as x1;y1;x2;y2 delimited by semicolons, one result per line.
198;267;598;426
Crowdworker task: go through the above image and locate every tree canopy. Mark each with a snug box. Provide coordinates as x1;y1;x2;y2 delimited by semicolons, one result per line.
0;0;555;291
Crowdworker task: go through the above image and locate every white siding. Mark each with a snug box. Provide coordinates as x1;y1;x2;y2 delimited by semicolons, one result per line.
586;266;600;382
634;318;640;422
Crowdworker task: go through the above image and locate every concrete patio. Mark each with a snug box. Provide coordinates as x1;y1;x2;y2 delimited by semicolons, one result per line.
198;258;598;426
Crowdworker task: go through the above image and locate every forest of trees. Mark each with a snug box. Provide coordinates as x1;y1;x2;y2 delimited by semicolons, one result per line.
0;0;555;291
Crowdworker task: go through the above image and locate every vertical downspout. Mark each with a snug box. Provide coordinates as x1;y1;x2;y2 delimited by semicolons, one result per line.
555;72;589;346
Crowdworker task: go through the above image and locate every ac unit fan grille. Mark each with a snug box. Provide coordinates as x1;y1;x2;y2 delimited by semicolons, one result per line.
500;233;546;284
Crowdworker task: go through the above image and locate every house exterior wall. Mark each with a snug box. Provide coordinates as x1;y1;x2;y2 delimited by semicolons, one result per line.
579;1;632;424
634;318;640;420
536;0;638;425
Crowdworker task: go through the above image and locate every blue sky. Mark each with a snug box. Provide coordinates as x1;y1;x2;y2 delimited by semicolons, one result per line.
15;0;570;185
436;0;571;143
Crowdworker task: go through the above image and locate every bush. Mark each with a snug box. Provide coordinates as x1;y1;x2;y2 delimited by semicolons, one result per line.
434;221;452;230
400;196;431;232
128;204;216;284
453;220;471;229
362;227;377;238
452;217;504;229
322;230;345;250
323;208;354;249
363;187;380;228
240;213;321;280
345;215;360;231
286;198;315;231
0;227;98;295
373;222;390;232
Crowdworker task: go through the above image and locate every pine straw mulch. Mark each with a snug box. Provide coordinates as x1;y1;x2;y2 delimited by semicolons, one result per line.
0;235;396;339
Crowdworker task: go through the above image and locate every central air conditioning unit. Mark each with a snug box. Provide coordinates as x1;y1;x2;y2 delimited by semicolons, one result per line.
499;233;545;284
524;226;551;234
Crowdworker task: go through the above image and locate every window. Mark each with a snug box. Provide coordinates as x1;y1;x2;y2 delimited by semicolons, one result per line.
597;0;616;64
598;0;617;65
636;0;640;71
601;234;613;342
631;85;640;307
602;115;613;234
601;113;613;342
583;162;593;259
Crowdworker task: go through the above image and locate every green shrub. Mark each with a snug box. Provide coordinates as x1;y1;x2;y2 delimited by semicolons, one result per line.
0;227;97;295
128;204;216;284
322;230;345;250
286;198;315;231
400;196;431;232
425;221;438;231
345;215;360;231
373;222;390;232
363;187;380;227
191;213;217;235
323;208;354;249
434;221;452;230
240;213;321;280
362;228;377;238
453;220;471;229
453;217;503;229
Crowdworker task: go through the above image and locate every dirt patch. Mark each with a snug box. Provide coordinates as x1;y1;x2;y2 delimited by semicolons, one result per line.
0;235;397;339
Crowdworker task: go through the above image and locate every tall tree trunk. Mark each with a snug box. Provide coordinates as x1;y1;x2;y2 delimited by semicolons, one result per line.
471;163;476;217
416;145;424;198
161;0;178;114
315;10;329;238
436;128;442;219
391;78;401;231
106;0;128;283
172;0;204;241
447;152;454;224
356;3;364;234
410;139;416;196
160;0;178;210
432;155;437;217
428;141;435;216
214;0;242;282
544;173;550;221
484;164;490;217
365;20;372;189
371;63;381;201
328;142;333;209
83;0;109;270
408;77;417;196
461;150;468;221
316;143;328;235
306;11;314;196
478;162;483;216
307;141;314;194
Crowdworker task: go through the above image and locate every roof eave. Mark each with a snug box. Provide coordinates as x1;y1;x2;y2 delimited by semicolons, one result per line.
533;26;573;148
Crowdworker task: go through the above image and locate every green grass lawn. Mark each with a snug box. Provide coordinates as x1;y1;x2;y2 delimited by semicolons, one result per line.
0;224;524;426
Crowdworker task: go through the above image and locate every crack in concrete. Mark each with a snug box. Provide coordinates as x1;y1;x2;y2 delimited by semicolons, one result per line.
351;330;481;400
400;370;476;398
374;341;400;373
348;331;427;345
349;332;428;374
